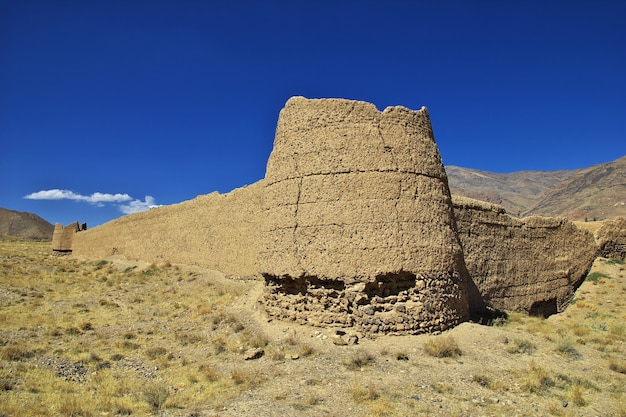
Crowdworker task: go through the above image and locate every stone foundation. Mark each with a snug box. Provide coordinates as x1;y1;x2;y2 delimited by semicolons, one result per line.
263;271;467;335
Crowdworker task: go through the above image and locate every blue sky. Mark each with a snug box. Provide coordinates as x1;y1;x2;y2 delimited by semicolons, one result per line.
1;0;625;227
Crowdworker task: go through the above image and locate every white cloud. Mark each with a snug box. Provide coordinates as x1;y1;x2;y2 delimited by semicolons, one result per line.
24;189;159;214
118;196;161;214
25;189;132;204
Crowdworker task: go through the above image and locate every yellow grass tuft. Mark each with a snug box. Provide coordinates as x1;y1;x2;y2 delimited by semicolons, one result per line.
423;335;462;358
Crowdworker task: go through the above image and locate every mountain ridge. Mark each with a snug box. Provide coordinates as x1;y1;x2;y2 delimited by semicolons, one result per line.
447;155;626;221
0;207;54;241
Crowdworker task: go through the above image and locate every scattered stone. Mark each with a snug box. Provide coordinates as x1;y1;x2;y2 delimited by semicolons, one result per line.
562;400;568;408
394;303;406;313
331;335;348;346
39;356;88;383
244;348;264;360
119;358;157;379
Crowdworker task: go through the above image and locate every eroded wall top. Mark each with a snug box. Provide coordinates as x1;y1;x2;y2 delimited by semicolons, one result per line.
261;97;465;281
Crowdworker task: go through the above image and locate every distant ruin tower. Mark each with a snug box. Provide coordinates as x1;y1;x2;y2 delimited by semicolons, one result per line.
51;222;86;253
260;97;469;334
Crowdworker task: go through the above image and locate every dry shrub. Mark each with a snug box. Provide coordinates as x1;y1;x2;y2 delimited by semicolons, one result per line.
351;381;379;402
608;357;626;374
343;349;376;370
298;343;316;358
143;383;169;411
0;369;17;391
569;385;587;406
145;346;168;360
230;368;264;388
571;323;590;337
59;394;94;417
199;363;220;382
520;362;555;394
1;344;34;361
554;337;581;358
506;337;536;354
471;373;491;387
423;335;461;358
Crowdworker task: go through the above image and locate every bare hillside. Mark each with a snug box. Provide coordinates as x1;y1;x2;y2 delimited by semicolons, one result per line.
525;155;626;220
0;207;54;240
447;155;626;220
446;166;573;216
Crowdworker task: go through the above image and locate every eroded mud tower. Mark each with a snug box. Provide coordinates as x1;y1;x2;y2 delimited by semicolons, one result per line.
260;97;469;335
51;221;86;253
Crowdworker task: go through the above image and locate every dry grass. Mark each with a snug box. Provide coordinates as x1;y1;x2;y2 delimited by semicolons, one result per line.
343;348;376;370
423;335;462;358
1;239;625;416
0;240;272;415
506;337;536;354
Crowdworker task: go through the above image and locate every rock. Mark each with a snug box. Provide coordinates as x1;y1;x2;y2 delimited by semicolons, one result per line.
244;348;264;360
331;335;348;346
394;303;406;313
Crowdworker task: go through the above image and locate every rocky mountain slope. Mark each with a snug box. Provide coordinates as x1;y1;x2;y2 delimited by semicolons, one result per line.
447;155;626;220
526;155;626;220
0;207;54;240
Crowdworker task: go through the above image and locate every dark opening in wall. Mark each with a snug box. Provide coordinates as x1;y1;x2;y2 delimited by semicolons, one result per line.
263;274;346;295
364;272;417;297
529;298;557;318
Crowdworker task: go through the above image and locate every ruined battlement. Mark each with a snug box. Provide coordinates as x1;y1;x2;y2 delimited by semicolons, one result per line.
51;221;86;253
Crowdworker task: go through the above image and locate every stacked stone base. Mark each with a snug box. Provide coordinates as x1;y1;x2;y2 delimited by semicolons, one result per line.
262;271;468;336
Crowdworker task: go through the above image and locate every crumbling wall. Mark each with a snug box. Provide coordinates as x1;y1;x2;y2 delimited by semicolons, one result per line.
452;196;598;315
594;217;626;260
73;182;264;277
70;96;607;335
260;97;469;334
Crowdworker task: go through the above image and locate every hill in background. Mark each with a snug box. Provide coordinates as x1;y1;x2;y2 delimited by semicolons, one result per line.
0;207;54;241
447;155;626;221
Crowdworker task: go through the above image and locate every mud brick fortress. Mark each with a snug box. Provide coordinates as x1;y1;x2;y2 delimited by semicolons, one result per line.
58;97;624;335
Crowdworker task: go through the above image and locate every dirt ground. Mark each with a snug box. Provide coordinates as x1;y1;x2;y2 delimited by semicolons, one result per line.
103;253;626;417
1;241;625;416
220;259;625;417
